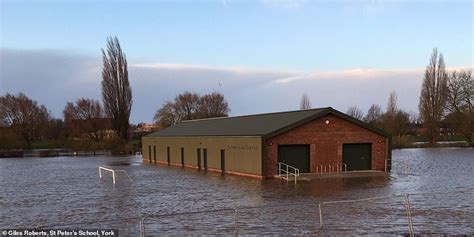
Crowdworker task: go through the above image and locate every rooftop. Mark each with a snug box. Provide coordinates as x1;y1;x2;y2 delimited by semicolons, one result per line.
146;107;389;138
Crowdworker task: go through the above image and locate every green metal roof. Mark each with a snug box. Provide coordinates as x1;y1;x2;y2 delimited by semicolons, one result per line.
146;107;389;138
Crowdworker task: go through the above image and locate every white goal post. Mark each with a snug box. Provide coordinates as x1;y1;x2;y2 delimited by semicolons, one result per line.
99;166;133;184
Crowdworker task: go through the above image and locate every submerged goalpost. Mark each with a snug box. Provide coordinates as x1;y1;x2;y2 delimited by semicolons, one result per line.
99;166;133;184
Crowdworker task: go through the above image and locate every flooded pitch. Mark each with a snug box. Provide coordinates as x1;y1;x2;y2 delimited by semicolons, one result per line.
1;148;473;235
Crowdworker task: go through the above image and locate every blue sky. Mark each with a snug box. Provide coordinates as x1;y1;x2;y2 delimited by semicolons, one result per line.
1;0;473;123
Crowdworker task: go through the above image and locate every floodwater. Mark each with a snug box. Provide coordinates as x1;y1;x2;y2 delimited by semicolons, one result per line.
1;148;473;235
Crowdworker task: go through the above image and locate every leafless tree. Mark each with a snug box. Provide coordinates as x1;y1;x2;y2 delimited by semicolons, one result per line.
0;93;50;148
346;106;364;120
419;48;449;144
299;93;311;110
446;70;473;113
63;98;106;142
198;92;230;118
445;69;473;145
386;91;398;116
376;91;411;146
101;36;132;140
46;118;65;141
154;92;230;127
153;101;182;127
383;110;410;147
364;104;383;125
175;91;200;121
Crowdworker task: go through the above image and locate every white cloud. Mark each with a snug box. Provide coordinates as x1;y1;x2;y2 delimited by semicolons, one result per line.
2;48;471;123
274;68;424;84
131;63;295;76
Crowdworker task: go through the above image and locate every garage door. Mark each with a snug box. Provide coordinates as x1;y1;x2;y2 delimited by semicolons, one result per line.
343;143;372;171
278;145;310;173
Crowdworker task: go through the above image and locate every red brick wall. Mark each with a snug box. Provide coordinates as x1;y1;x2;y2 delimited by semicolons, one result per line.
264;114;388;178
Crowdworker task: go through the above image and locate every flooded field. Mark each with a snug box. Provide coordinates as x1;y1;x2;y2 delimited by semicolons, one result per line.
1;148;473;235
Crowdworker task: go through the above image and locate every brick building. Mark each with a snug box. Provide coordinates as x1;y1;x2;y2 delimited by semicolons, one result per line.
129;123;163;139
142;107;391;179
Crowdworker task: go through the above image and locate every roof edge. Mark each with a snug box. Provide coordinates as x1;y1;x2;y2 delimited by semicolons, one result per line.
143;135;263;138
263;107;390;139
180;107;331;123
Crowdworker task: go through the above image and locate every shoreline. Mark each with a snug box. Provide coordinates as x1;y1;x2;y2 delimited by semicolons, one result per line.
396;141;472;149
1;145;472;159
0;149;123;158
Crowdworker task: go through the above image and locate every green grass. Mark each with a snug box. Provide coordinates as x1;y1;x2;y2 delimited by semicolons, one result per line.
31;140;68;149
404;134;467;143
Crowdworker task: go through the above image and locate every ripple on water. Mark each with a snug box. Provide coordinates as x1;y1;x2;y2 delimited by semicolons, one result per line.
0;148;473;235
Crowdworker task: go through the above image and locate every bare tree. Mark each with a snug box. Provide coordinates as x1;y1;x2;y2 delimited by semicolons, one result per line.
300;93;311;110
0;117;7;127
153;101;182;127
46;118;65;141
198;92;230;118
386;91;398;116
175;91;200;121
0;93;50;148
346;106;364;120
384;110;410;147
446;70;473;113
445;69;473;145
419;48;449;144
364;104;383;125
63;98;106;142
154;92;230;127
373;92;411;147
101;36;132;140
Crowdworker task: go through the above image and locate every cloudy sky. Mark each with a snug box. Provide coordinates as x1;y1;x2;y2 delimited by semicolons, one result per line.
1;0;472;123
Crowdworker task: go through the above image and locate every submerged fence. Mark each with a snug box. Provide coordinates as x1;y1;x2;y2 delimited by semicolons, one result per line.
29;188;474;236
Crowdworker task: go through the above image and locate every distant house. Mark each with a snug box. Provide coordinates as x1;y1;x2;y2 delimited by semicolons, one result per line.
142;107;392;179
410;120;457;137
129;123;162;139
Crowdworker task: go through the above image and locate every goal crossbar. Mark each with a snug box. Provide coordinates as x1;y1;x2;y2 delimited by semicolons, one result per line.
99;166;133;184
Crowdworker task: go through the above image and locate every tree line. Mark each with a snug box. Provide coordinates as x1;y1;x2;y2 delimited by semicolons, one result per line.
1;43;470;150
300;48;473;147
0;37;133;151
153;91;229;127
0;37;230;151
345;92;413;147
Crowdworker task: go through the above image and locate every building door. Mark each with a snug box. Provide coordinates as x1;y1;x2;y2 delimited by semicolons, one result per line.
167;146;170;165
203;148;208;171
197;148;201;170
153;146;156;163
343;143;372;171
220;149;225;174
278;145;310;173
180;147;184;167
148;145;152;162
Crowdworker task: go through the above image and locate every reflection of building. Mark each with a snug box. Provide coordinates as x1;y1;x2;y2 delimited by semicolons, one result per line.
142;107;391;179
129;123;162;139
